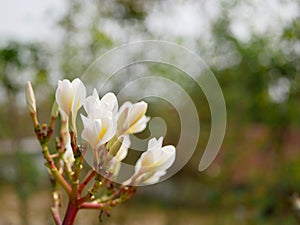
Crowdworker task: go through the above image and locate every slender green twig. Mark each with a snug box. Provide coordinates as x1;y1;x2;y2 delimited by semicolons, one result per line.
42;145;72;195
70;131;82;201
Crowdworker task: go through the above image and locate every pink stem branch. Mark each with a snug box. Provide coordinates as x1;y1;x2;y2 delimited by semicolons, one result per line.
51;207;62;225
62;201;79;225
80;202;109;209
78;170;96;195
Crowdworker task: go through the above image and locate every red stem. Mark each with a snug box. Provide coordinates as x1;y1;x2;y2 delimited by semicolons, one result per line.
78;170;96;195
62;202;79;225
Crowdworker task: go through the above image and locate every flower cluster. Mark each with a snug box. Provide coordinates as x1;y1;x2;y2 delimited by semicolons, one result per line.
54;78;176;185
26;77;177;225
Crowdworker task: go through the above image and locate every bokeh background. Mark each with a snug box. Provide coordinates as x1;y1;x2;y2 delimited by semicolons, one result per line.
0;0;300;224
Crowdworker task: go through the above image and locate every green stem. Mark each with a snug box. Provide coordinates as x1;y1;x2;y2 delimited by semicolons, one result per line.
70;131;82;201
52;169;72;195
77;174;103;205
42;145;72;196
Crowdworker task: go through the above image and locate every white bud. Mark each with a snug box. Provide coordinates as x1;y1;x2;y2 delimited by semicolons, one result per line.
51;101;59;118
55;78;86;117
26;81;36;114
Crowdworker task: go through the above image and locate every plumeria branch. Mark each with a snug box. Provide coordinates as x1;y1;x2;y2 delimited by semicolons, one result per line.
78;170;96;195
30;106;72;196
26;78;176;225
70;131;81;201
41;135;72;196
80;186;137;210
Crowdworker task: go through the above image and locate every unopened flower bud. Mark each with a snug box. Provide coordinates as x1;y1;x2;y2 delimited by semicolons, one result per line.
26;81;36;114
51;101;59;118
108;136;123;157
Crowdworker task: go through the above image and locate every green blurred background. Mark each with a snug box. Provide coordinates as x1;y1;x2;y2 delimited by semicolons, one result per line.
0;0;300;224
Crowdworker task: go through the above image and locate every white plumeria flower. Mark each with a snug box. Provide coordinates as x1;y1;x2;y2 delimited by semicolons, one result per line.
81;90;118;149
55;78;86;118
129;137;176;185
81;115;115;150
117;101;150;135
84;89;118;119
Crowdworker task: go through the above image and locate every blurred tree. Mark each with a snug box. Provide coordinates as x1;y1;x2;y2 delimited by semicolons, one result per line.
45;1;300;222
0;42;49;225
1;0;300;224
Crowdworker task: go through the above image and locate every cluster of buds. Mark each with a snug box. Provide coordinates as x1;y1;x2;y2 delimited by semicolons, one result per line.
25;78;176;225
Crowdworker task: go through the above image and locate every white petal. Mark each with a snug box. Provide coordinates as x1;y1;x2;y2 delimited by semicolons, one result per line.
100;92;118;114
83;89;99;116
148;137;163;151
71;78;86;115
115;135;130;161
94;119;103;141
134;150;155;174
80;114;92;128
135;150;160;174
85;94;114;120
158;145;176;171
142;175;160;185
92;88;99;99
140;151;155;168
135;156;143;174
118;101;132;116
81;116;102;149
98;117;115;145
142;170;166;185
126;101;147;127
55;79;73;115
81;123;99;148
125;115;150;134
115;145;128;162
117;106;129;134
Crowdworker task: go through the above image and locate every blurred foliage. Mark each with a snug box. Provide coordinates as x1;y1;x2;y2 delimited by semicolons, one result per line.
0;0;300;224
0;42;49;91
